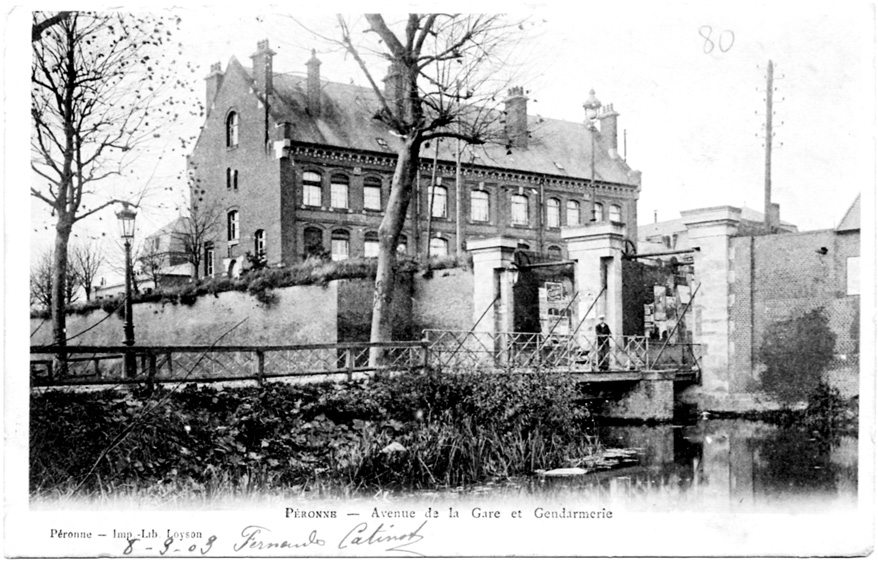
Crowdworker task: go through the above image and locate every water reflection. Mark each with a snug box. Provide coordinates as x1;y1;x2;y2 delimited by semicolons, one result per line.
572;420;858;510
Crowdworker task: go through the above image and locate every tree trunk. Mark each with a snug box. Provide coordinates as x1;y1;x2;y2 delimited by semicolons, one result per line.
369;135;420;365
51;218;73;377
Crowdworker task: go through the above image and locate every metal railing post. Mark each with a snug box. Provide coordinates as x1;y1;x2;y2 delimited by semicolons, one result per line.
147;351;157;393
421;340;430;372
345;347;354;381
256;350;265;387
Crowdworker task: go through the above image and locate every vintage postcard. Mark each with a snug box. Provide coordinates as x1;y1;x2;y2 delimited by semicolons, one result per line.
5;2;876;558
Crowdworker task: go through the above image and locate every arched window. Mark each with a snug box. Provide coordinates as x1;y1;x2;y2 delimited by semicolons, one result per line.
303;226;324;258
331;230;350;261
511;194;529;225
397;234;408;255
254;229;265;257
204;243;215;277
364;231;380;258
471;190;489;222
429;185;447;218
609;204;622;223
548;245;563;260
226;111;239;147
363;176;382;210
567;200;580;226
330;174;349;209
547;198;561;228
429;237;449;257
303;171;322;207
228;259;240;278
517;242;530;251
227;210;239;241
592;202;604;222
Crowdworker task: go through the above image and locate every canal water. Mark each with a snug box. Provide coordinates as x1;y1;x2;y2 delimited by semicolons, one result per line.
512;418;859;511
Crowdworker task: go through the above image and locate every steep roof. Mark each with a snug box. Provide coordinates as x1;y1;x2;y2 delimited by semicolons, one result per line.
254;68;639;187
145;216;187;240
836;194;860;232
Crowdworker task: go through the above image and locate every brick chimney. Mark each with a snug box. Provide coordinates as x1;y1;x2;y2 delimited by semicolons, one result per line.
204;62;224;116
305;50;321;116
504;87;528;149
250;39;275;93
598;103;619;157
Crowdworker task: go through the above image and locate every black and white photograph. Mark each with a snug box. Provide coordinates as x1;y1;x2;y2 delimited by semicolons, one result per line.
4;2;876;557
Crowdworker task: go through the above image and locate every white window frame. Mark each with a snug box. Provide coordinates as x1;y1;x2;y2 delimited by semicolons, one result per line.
429;237;449;257
567;200;580;226
226;111;239;147
227;210;239;241
205;247;215;277
609;204;622;223
364;232;380;258
511;194;529;225
364;179;382;211
547;198;561;228
471;190;489;222
430;185;448;218
303;171;322;207
330;175;349;209
593;202;604;222
254;229;265;257
331;231;350;261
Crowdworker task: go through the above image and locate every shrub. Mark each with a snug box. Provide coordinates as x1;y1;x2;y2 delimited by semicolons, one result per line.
757;308;837;404
30;369;597;498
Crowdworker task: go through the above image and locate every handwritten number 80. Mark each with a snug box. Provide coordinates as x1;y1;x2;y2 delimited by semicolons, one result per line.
699;26;735;53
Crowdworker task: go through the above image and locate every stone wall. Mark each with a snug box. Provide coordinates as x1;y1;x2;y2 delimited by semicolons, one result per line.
31;283;338;347
31;268;474;348
411;268;475;334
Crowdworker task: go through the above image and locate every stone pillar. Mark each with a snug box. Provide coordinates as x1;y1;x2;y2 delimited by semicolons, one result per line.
468;237;518;334
681;206;741;396
562;222;626;339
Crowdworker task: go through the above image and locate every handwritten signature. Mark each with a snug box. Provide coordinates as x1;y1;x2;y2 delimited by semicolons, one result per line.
339;521;428;556
229;521;428;556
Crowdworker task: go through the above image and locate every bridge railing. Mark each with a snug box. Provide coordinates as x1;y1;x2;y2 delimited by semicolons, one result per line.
422;330;702;373
30;341;428;388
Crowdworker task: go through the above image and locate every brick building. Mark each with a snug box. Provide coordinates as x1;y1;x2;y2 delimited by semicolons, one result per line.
188;40;642;278
680;196;861;410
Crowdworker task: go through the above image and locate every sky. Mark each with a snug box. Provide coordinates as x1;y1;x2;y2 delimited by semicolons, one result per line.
12;3;877;275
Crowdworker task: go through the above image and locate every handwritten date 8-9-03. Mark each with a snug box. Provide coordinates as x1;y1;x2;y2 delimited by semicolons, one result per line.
122;534;217;556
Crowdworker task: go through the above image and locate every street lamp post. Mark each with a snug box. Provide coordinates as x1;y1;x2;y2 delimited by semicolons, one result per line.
116;202;137;378
583;89;602;222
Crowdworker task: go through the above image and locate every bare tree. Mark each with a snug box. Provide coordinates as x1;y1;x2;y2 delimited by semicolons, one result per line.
328;14;524;361
136;242;167;292
171;202;223;279
32;12;70;41
69;241;104;301
31;250;78;310
31;11;199;347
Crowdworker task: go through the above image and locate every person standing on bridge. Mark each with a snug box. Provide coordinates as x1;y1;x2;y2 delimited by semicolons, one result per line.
595;315;612;371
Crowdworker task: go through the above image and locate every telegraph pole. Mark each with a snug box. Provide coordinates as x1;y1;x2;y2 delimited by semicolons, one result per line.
763;60;774;230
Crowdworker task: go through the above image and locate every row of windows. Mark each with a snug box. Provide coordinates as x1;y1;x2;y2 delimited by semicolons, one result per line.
302;172;385;210
298;172;624;227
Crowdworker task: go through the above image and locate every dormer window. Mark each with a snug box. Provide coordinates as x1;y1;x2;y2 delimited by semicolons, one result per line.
553;161;565;172
226;111;239;148
375;137;389;150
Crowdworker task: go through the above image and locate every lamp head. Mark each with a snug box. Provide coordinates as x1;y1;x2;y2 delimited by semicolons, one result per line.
583;88;602;122
116;202;137;240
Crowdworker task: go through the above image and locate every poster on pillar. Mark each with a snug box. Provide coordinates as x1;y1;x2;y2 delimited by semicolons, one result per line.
653;285;667;321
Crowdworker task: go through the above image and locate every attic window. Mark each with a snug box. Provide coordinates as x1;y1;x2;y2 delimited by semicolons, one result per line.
553;162;565;171
375;137;389;149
